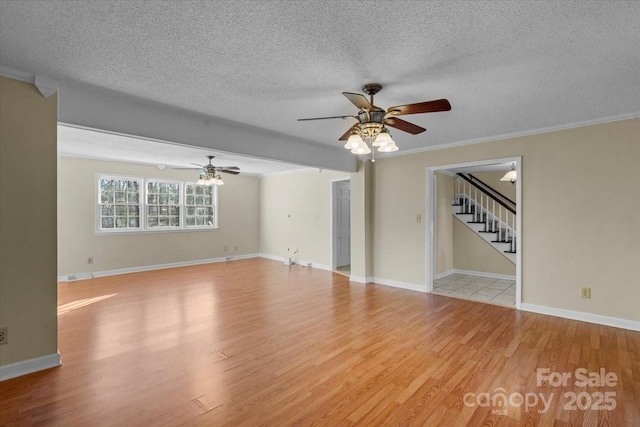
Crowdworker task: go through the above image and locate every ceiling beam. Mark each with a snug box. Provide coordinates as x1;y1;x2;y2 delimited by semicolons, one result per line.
57;83;357;172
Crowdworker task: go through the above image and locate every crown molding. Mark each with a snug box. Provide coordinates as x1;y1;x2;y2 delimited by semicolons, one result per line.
382;112;640;159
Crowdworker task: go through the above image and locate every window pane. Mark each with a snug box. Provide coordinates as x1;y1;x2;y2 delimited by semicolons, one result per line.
128;217;139;228
148;194;158;204
101;217;114;228
187;207;195;216
204;186;212;196
115;217;128;228
116;205;127;215
128;192;139;203
186;185;194;195
186;216;196;226
159;217;169;227
101;205;114;216
128;205;140;216
186;195;194;205
148;206;158;215
195;186;203;195
170;216;180;227
147;182;158;193
148;216;158;227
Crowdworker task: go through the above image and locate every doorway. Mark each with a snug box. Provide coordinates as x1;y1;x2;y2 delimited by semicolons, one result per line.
332;179;351;274
425;157;522;309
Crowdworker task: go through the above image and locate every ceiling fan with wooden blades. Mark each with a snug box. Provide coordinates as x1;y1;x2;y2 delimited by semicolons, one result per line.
298;83;451;155
173;155;240;185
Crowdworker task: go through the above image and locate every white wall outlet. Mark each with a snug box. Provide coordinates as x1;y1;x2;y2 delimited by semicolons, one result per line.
580;287;591;299
87;257;93;264
0;326;8;345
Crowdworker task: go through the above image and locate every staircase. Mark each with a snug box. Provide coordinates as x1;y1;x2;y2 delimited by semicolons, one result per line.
452;174;517;264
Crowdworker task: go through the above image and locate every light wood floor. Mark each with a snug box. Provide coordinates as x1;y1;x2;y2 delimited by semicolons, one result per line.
1;258;638;426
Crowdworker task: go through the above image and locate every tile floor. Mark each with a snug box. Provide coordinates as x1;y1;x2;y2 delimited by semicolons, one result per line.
432;273;516;306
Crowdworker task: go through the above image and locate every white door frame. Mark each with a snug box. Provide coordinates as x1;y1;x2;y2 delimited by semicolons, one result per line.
330;177;351;270
425;156;522;309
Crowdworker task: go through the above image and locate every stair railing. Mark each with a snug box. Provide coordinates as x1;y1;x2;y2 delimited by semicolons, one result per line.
455;173;517;254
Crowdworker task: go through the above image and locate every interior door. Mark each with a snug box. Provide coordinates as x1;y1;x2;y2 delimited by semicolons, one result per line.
336;181;351;267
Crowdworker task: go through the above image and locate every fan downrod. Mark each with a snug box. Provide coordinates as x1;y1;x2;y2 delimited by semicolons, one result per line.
362;83;382;96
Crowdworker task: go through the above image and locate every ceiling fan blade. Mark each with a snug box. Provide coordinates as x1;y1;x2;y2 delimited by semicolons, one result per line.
219;169;240;175
172;167;203;170
191;163;206;167
387;99;451;116
385;117;426;135
343;92;372;110
338;125;359;141
216;166;239;170
298;115;356;121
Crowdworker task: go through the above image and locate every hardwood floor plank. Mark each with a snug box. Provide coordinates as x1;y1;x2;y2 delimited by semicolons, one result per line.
0;258;638;426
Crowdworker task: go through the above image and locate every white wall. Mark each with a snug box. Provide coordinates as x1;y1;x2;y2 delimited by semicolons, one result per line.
58;157;260;276
259;169;350;268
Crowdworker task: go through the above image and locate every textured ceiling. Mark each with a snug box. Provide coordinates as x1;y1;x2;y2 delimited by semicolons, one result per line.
1;1;639;160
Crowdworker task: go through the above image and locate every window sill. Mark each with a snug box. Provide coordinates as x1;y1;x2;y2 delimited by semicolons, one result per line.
95;227;219;236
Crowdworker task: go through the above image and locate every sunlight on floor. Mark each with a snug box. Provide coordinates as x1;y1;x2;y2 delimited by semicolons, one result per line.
58;294;118;315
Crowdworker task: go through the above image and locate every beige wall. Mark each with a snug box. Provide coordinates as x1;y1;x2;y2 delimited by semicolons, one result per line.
435;172;454;274
259;168;350;268
453;219;516;275
372;118;640;321
0;77;58;366
58;157;260;276
472;171;516;201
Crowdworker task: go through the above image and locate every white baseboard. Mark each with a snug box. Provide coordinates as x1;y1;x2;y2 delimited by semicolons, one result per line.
448;269;516;281
58;254;260;282
435;269;455;280
521;303;640;332
0;352;61;381
348;275;368;283
368;277;427;293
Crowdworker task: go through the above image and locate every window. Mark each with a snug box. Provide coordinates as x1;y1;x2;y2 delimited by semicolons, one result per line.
185;183;215;227
147;181;181;228
97;175;217;233
98;177;142;230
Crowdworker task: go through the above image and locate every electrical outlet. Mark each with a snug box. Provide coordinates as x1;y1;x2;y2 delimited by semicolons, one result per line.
87;257;93;264
416;214;422;223
0;327;8;345
580;287;591;299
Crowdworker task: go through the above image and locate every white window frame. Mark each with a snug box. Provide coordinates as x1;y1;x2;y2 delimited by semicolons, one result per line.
96;174;219;234
97;174;143;233
145;179;183;230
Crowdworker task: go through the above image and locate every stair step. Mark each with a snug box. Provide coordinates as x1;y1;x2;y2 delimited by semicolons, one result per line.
479;230;498;233
467;221;485;224
492;240;512;243
456;212;473;215
504;250;517;254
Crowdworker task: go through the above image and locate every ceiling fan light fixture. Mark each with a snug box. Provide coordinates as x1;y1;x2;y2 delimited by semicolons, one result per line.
215;174;224;186
372;128;393;147
378;142;399;152
351;139;371;155
197;174;209;185
345;133;363;149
